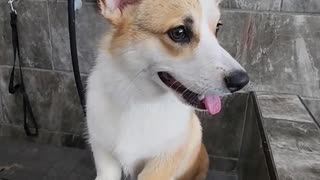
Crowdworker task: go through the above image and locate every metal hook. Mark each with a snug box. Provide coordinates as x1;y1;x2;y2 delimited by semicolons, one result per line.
8;0;17;14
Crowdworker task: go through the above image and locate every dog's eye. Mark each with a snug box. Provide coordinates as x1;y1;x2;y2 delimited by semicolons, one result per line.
168;26;191;43
215;20;223;36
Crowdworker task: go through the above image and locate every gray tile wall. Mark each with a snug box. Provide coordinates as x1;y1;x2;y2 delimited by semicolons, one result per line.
48;1;107;73
0;0;319;148
0;0;53;69
221;0;282;11
220;0;320;13
0;67;84;135
219;11;320;98
0;0;108;73
0;0;107;145
282;0;320;13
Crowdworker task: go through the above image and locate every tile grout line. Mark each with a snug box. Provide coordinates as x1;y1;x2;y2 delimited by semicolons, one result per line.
0;96;4;127
255;91;320;99
0;123;83;137
264;116;317;125
280;0;284;12
301;97;320;101
221;8;320;16
236;94;250;161
298;96;320;129
46;0;56;71
0;65;89;76
208;154;239;161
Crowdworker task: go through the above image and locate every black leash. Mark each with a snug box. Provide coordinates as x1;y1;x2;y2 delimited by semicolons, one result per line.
8;10;39;137
67;0;86;116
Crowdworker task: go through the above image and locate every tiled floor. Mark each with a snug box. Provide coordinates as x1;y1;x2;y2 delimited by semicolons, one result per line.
301;97;320;127
0;137;238;180
256;92;320;180
207;171;238;180
0;137;96;180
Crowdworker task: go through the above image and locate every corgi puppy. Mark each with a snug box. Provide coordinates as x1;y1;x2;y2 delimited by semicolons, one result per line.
86;0;249;179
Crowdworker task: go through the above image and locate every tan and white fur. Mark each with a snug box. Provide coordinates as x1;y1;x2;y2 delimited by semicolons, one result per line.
86;0;247;179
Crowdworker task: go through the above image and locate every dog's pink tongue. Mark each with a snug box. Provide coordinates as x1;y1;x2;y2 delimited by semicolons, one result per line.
204;96;221;115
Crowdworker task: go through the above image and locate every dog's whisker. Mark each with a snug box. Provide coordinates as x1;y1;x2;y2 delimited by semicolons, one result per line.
181;85;194;97
236;54;242;61
189;87;208;104
120;68;146;105
169;81;179;89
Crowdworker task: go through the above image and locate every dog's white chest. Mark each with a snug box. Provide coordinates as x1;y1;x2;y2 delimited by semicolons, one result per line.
88;90;192;172
115;97;191;166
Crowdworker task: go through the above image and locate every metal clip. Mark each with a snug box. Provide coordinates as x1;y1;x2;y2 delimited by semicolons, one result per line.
8;0;17;14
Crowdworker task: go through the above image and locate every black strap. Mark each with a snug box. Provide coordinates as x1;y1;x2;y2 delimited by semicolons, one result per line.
8;12;38;137
68;0;86;116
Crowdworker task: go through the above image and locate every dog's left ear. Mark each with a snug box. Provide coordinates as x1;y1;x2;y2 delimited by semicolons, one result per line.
97;0;139;22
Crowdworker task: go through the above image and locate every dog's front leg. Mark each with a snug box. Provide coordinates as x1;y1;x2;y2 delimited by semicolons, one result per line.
137;154;181;180
92;143;122;180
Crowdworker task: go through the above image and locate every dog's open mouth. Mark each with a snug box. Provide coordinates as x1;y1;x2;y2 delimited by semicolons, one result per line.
158;72;221;115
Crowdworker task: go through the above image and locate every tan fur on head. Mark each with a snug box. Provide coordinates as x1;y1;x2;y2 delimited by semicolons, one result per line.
97;0;223;59
97;0;140;25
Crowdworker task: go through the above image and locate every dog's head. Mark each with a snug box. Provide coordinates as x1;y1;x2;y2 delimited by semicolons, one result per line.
98;0;249;115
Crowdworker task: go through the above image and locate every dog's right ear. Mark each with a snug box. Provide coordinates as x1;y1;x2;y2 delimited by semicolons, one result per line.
97;0;139;21
216;0;223;5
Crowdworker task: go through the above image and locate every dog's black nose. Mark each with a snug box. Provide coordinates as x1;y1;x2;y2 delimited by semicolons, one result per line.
225;70;249;93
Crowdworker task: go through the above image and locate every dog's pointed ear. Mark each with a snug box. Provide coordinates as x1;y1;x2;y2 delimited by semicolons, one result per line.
97;0;139;19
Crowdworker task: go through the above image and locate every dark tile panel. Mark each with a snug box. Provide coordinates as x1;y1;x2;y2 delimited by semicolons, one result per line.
256;93;314;123
263;118;320;154
199;93;249;158
206;171;238;180
0;137;95;180
0;1;12;68
238;94;271;180
0;136;244;180
220;0;282;11
49;1;109;74
219;11;320;98
66;152;96;180
0;66;85;135
282;0;320;13
209;156;238;174
271;146;320;180
0;95;3;125
301;97;320;126
0;124;87;148
0;0;53;69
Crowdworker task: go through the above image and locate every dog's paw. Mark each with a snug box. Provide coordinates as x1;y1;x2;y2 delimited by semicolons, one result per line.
95;170;122;180
95;175;122;180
